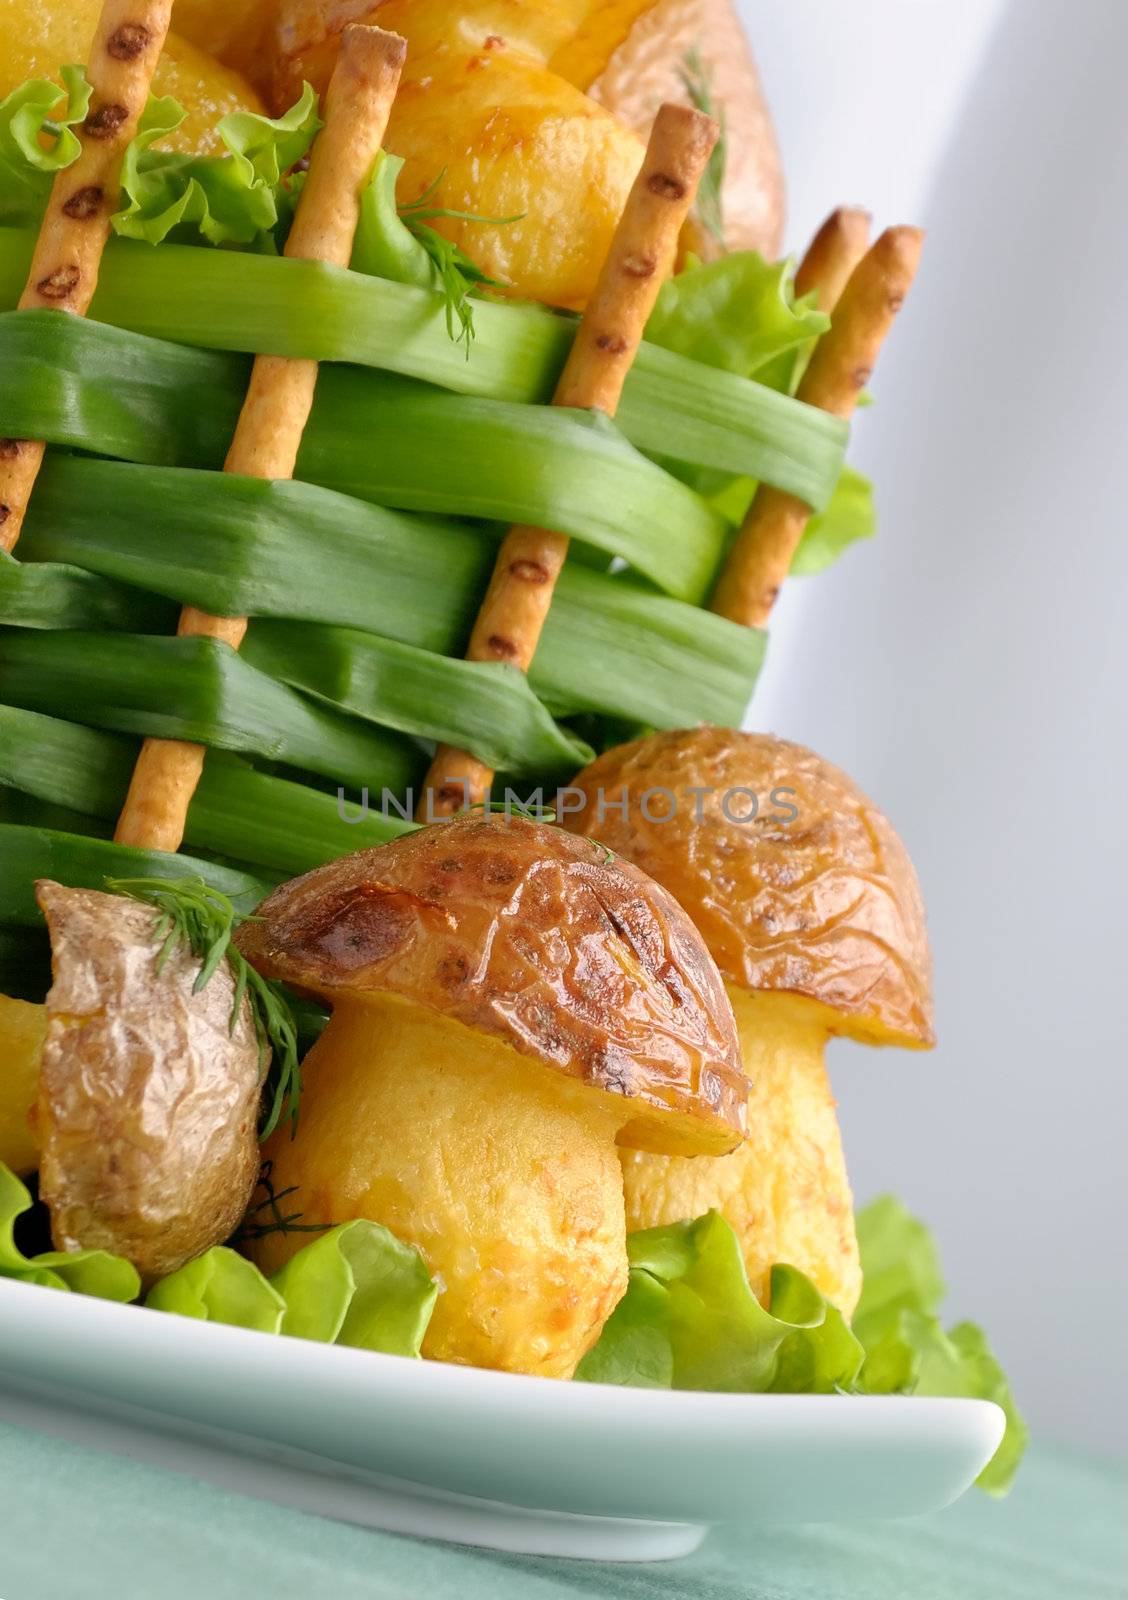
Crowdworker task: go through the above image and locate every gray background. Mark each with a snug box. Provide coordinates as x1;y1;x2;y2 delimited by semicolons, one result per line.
738;0;1128;1453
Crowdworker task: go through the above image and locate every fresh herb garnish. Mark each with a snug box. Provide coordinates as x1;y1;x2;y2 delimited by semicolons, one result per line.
104;876;301;1140
680;49;727;250
463;797;559;823
234;1160;331;1245
399;171;522;352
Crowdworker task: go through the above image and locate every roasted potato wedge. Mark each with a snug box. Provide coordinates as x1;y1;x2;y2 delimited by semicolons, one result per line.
35;882;262;1283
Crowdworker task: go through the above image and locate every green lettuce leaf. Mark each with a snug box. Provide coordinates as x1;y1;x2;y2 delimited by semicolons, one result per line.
112;84;322;249
351;150;433;287
791;464;876;575
147;1223;436;1356
0;66;93;226
855;1197;1028;1494
576;1210;864;1393
0;1160;435;1357
0;1164;140;1301
645;253;829;382
272;1219;438;1355
146;1246;286;1332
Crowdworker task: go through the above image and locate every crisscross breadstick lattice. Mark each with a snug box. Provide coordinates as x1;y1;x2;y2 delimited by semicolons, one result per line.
794;206;872;311
114;23;407;853
710;225;924;629
420;103;718;818
0;0;175;554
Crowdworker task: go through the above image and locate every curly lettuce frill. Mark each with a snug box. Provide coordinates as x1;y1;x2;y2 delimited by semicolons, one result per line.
0;1164;436;1358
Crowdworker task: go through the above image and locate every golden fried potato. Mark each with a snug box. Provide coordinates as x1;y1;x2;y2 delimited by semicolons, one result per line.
0;1;263;153
390;48;646;309
252;993;629;1377
0;993;45;1177
238;816;745;1376
622;986;862;1315
171;0;280;96
36;883;262;1283
271;12;646;309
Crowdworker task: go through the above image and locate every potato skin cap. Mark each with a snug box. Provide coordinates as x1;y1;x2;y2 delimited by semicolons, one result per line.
563;727;934;1048
35;882;262;1282
237;815;747;1153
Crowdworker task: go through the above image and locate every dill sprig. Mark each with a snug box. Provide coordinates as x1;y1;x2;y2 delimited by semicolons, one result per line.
680;48;727;250
399;171;522;353
464;797;559;823
233;1160;331;1245
104;876;301;1140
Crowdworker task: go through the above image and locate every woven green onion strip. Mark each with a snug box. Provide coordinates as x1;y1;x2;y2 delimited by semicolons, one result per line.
0;241;848;506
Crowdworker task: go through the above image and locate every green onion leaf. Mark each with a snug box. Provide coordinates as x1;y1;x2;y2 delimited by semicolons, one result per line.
0;631;419;795
0;231;848;504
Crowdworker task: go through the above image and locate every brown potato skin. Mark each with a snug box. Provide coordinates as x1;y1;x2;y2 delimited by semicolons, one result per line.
562;727;934;1047
236;815;747;1154
35;883;262;1283
577;0;785;260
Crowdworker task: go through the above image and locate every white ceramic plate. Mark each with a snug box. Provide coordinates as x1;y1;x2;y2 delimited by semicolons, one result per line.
0;1277;1004;1562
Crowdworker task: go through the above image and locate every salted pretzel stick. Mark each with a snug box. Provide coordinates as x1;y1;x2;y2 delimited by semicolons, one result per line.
0;0;174;554
710;225;924;629
114;24;406;853
794;206;872;311
421;104;718;818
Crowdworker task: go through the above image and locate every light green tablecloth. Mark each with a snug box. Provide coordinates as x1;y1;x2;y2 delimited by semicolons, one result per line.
0;1423;1122;1600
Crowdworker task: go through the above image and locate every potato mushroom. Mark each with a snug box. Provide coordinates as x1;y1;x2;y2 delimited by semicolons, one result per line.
236;814;745;1377
34;882;262;1284
561;726;934;1318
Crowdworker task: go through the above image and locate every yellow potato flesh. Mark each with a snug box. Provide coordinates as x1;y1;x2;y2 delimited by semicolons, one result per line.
386;49;644;310
250;994;630;1377
621;986;863;1317
171;0;279;95
547;0;658;91
0;1;263;152
0;994;44;1177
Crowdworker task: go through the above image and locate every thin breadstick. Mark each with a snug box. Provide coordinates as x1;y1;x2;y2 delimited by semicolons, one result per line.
114;24;406;853
794;206;872;312
420;104;718;819
0;0;174;554
710;225;924;629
